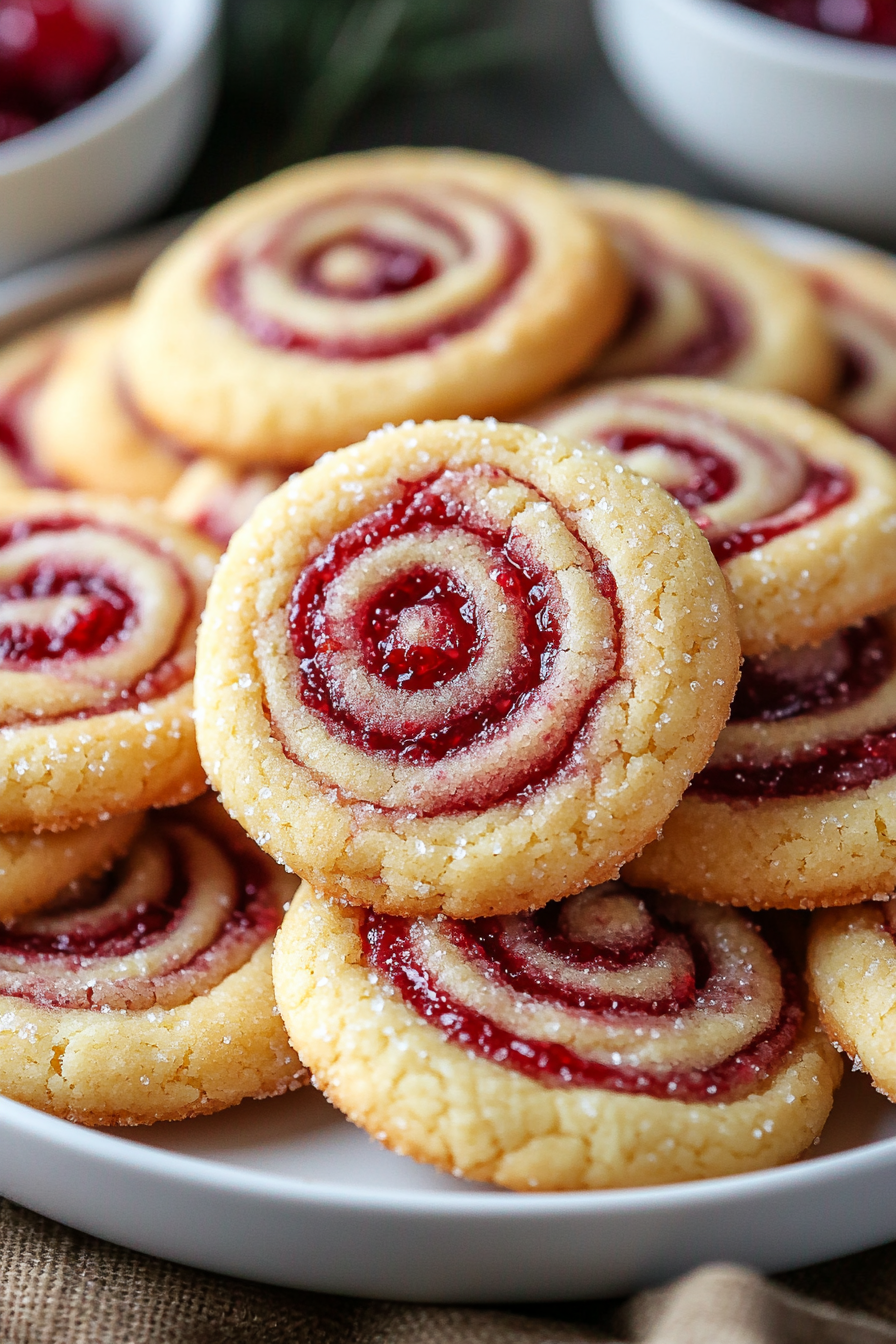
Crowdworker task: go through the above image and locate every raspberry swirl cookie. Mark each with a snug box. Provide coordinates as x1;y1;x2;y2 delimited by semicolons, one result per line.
165;458;288;549
0;812;142;921
627;613;896;909
273;880;840;1190
532;378;896;655
120;148;628;467
0;492;218;832
808;901;896;1103
30;303;187;500
196;418;739;917
578;181;835;403
0;797;307;1126
806;249;896;457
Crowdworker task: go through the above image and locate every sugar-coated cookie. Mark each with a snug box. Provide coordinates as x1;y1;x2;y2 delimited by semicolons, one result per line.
0;491;218;831
806;249;896;457
0;321;68;488
0;811;143;921
196;418;739;918
165;457;287;548
531;378;896;655
120;148;628;467
578;180;835;402
626;613;896;909
809;901;896;1102
0;797;307;1125
273;879;840;1190
30;302;187;500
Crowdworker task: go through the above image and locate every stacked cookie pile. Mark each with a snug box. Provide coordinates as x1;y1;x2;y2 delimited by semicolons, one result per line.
2;147;896;1190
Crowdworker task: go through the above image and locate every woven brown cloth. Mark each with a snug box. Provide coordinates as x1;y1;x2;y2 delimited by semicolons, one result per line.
2;1199;896;1344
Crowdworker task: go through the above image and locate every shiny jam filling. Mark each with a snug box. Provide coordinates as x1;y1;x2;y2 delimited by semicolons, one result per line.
212;190;531;360
362;894;802;1101
604;425;851;562
738;0;896;43
0;564;133;662
694;617;896;799
289;473;585;766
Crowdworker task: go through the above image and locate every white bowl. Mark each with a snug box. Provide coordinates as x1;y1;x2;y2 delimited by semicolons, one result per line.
594;0;896;238
0;0;219;278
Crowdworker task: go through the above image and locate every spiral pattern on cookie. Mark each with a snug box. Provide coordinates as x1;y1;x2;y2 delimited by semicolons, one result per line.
695;614;896;799
0;513;197;726
596;221;747;379
0;342;61;488
363;882;801;1102
262;464;620;815
809;265;896;457
212;187;530;360
532;385;851;563
0;807;284;1012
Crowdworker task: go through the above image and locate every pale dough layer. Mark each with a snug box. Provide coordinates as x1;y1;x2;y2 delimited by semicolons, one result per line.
0;942;308;1126
0;812;144;920
120;148;629;466
809;905;896;1103
195;418;739;918
625;776;896;910
272;888;842;1192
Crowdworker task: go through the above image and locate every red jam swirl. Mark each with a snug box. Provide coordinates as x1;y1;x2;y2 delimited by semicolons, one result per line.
0;515;195;712
362;889;802;1101
0;815;282;1011
0;364;61;486
289;469;618;776
810;272;896;457
610;230;750;376
606;425;852;562
212;190;531;361
0;565;133;662
694;617;896;799
739;0;896;44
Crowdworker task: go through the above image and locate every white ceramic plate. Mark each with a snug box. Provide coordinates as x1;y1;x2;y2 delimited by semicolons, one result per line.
0;206;893;1305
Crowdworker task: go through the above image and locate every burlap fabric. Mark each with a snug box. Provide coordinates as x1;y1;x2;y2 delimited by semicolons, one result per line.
3;1199;896;1343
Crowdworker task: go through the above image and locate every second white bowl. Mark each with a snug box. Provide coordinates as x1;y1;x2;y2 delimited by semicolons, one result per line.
594;0;896;238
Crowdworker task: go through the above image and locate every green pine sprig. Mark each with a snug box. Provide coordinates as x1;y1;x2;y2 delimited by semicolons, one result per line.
225;0;525;162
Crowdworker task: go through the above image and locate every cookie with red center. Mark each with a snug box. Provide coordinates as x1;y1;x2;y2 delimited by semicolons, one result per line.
531;378;896;656
273;879;840;1190
0;812;143;921
805;249;896;458
809;901;896;1103
165;458;288;549
29;302;189;500
626;613;896;909
0;491;218;832
195;418;739;917
118;148;628;468
0;796;307;1126
577;180;836;403
0;320;69;489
